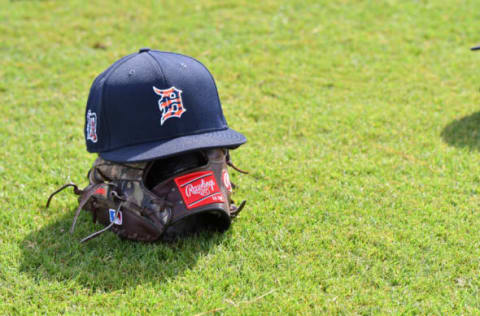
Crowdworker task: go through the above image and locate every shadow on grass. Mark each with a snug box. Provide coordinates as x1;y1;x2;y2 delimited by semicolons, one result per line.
19;211;226;292
441;111;480;150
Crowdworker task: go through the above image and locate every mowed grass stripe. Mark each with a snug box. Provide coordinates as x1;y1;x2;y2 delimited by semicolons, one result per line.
1;0;480;314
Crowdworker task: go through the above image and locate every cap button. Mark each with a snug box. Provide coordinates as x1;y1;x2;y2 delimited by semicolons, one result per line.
138;47;151;53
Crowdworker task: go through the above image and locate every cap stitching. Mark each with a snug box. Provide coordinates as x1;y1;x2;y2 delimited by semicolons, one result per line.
100;53;139;150
145;51;168;86
100;126;231;153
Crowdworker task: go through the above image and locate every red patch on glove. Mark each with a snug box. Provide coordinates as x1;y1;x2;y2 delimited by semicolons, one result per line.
174;171;225;210
94;187;106;196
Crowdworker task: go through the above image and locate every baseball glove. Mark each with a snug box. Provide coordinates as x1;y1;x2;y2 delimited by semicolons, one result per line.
46;148;247;242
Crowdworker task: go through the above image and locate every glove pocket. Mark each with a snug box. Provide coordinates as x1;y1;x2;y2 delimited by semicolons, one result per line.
110;207;164;242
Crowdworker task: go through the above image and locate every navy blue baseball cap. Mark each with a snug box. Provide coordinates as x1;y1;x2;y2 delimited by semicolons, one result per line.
84;48;246;162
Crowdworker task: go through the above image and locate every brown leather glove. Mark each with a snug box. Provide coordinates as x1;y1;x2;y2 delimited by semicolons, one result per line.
46;149;246;242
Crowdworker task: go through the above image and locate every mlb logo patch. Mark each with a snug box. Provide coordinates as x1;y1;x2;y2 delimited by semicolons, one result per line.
153;86;186;125
86;110;98;143
109;209;123;225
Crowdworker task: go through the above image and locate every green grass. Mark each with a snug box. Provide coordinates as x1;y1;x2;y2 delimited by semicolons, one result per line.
2;0;480;314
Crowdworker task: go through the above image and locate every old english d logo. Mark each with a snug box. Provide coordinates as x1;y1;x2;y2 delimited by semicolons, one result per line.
153;86;186;125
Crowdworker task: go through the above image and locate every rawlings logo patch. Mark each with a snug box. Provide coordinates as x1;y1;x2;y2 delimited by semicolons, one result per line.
86;110;98;143
174;171;225;210
153;86;186;126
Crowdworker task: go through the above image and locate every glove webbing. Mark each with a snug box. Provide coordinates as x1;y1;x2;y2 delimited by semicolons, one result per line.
46;182;175;243
46;182;121;242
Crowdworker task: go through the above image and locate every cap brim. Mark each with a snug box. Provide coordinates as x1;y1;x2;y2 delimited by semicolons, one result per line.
99;128;246;162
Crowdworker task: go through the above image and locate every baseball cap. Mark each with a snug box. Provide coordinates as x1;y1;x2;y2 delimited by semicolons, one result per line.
84;48;246;162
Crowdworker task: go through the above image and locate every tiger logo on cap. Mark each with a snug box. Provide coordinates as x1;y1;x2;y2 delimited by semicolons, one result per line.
153;86;186;126
86;110;98;143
